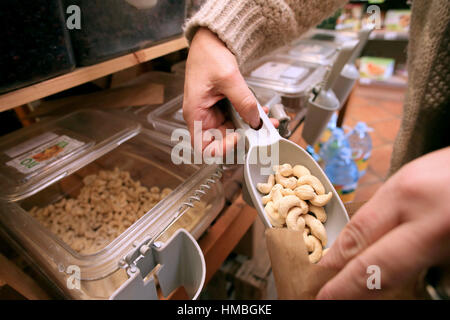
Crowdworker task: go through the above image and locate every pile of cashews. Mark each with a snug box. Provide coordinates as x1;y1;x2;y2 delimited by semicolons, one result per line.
257;164;332;263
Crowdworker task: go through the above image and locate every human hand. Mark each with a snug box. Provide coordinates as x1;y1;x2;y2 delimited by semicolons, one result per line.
317;147;450;299
183;28;279;157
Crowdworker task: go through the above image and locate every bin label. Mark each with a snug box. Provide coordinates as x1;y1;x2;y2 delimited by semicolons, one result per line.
6;135;85;174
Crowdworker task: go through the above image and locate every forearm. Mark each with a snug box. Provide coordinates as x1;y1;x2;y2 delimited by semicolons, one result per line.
184;0;348;66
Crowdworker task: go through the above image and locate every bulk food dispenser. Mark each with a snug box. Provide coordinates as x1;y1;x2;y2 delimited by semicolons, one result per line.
302;27;374;107
0;109;225;299
244;55;327;134
298;31;362;145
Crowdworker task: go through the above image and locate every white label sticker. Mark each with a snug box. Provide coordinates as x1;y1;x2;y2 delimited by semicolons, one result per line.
280;66;308;80
6;135;85;174
251;62;308;84
4;132;58;158
250;62;290;81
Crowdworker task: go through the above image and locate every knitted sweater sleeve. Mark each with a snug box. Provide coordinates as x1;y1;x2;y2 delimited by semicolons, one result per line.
184;0;348;66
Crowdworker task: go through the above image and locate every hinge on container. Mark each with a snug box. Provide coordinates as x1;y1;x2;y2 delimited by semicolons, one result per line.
111;229;205;300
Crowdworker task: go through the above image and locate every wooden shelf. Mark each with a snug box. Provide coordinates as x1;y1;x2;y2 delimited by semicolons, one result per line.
0;37;188;113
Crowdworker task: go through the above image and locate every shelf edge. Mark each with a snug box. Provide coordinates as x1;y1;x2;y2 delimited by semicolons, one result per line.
0;36;188;113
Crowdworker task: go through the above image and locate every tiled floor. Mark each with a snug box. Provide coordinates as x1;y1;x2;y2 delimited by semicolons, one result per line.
342;84;406;203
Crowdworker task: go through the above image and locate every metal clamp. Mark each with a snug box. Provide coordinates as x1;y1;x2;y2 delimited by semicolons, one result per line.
110;229;205;300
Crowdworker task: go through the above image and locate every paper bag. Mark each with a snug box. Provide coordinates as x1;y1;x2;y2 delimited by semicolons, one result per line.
265;228;425;299
265;228;337;299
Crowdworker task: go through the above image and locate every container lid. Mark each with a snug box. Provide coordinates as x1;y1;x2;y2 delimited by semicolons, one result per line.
244;56;327;97
304;28;359;44
147;94;187;135
249;86;282;107
278;39;339;65
121;71;185;116
0;109;140;201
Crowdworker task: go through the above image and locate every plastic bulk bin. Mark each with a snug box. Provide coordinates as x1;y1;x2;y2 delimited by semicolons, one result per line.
303;28;359;45
276;39;339;66
0;0;75;94
121;71;185;115
63;0;186;66
244;55;327;116
0;110;224;299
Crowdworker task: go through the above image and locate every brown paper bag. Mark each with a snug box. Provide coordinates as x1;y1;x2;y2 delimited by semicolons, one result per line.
265;228;337;300
265;228;425;299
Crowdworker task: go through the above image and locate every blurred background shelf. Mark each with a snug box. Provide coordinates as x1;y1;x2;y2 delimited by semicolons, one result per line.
0;37;188;113
369;29;409;41
359;75;408;87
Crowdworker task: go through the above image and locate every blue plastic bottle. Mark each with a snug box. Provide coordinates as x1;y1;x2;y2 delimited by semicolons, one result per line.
319;127;350;168
313;112;338;155
347;122;373;177
325;147;359;203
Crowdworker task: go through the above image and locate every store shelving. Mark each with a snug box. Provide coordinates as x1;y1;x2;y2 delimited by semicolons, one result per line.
0;37;188;113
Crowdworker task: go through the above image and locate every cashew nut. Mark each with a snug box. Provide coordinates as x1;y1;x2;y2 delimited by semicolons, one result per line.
271;184;284;208
278;163;293;177
276;172;297;189
294;184;315;200
262;184;283;205
29;168;175;255
278;195;308;218
303;228;313;252
257;174;275;194
297;175;325;195
310;192;333;207
322;248;329;256
306;235;323;264
309;205;327;223
286;207;306;231
259;163;331;263
303;214;327;247
265;201;285;228
281;188;295;196
293;165;311;178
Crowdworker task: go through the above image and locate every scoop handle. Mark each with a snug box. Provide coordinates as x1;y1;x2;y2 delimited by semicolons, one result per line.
227;99;280;148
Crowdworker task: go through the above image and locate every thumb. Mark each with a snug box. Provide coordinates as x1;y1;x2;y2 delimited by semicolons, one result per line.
218;72;260;129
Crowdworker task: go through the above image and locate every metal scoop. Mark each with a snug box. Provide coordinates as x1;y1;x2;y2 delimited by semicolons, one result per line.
227;99;349;246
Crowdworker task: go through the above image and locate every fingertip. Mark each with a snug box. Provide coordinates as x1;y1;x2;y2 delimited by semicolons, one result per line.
270;118;279;129
316;286;334;300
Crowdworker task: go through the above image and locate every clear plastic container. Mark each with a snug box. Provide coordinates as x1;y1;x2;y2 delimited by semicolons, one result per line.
63;0;186;66
147;95;187;137
0;0;75;94
276;39;339;65
249;86;281;108
146;87;288;140
0;110;140;202
0;110;224;299
244;55;327;114
303;28;359;45
244;56;326;97
121;71;185;115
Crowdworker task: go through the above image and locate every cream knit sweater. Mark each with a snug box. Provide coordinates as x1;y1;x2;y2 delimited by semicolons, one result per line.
184;0;347;66
184;0;450;173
